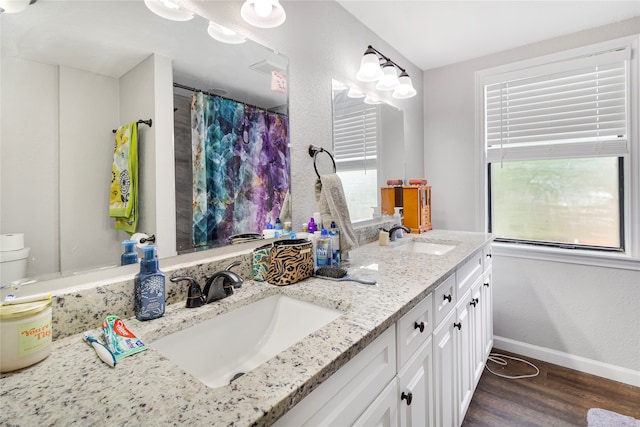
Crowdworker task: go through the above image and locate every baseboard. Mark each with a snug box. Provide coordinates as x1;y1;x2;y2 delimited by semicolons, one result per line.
493;336;640;388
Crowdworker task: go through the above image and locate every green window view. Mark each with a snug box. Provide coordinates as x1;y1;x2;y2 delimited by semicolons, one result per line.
337;169;378;223
490;157;621;249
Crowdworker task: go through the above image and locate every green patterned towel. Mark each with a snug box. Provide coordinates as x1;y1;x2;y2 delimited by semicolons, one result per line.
109;122;138;233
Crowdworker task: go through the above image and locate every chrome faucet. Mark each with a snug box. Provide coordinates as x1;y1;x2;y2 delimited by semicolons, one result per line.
388;225;411;242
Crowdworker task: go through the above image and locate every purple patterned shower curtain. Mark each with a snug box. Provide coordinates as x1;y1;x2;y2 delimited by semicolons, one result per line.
191;93;290;248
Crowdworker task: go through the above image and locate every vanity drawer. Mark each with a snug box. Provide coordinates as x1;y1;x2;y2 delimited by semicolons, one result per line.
434;274;456;326
396;292;433;369
456;251;483;299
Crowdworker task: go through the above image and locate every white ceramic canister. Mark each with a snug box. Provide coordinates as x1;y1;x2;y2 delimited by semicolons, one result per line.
0;298;53;372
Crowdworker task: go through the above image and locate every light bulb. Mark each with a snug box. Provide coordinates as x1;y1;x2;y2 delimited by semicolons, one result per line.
376;61;400;91
208;21;247;44
0;0;31;13
161;0;179;9
241;0;286;28
254;0;273;17
356;48;383;82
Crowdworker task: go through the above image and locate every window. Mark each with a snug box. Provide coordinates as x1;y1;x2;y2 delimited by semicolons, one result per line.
332;90;379;223
481;41;634;252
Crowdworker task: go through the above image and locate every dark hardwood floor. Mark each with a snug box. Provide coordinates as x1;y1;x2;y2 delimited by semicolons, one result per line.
462;349;640;427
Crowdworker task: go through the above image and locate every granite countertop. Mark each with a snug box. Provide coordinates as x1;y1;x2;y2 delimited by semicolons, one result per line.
0;230;492;426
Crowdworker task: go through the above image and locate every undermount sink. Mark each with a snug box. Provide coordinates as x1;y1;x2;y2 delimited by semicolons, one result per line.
393;240;457;255
151;294;343;388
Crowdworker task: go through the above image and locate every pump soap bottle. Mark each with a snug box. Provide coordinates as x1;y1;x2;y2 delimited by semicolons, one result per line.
134;245;165;321
121;240;138;266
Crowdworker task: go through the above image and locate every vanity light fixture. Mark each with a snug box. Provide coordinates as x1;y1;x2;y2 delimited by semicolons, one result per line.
0;0;36;13
376;60;400;91
347;87;365;98
241;0;286;28
355;46;384;82
356;45;417;99
144;0;194;21
364;95;382;105
207;21;247;44
393;71;417;99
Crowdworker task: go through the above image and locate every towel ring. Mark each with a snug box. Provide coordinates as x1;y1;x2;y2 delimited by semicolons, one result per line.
308;145;336;179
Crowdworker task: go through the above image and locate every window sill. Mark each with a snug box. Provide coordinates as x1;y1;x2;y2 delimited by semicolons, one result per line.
492;241;640;271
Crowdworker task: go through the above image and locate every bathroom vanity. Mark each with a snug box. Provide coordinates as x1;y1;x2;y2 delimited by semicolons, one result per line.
0;230;492;426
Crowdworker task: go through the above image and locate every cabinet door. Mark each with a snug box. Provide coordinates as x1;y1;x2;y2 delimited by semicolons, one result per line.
353;378;398;427
482;266;494;359
433;309;457;427
398;337;434;427
455;289;474;424
470;276;485;387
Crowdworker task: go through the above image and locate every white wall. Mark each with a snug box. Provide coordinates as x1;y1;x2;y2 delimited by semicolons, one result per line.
424;18;640;382
59;66;121;274
1;57;60;277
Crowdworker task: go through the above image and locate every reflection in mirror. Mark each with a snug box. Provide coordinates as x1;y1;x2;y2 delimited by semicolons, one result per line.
0;1;289;284
331;80;404;222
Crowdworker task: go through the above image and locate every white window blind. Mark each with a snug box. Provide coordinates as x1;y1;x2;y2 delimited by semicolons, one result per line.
485;46;630;163
333;104;378;171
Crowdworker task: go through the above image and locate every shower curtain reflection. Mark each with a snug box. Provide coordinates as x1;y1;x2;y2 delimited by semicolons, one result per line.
191;92;290;248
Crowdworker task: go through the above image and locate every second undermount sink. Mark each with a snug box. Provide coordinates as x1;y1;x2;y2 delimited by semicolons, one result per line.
393;240;457;255
151;294;343;388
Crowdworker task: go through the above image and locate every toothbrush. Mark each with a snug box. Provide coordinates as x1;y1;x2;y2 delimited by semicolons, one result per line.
83;333;117;368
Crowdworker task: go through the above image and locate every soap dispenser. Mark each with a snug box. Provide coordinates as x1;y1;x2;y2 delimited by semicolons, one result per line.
134;245;165;321
120;240;138;266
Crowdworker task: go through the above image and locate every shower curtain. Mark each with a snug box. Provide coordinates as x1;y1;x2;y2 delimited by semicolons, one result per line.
191;92;290;248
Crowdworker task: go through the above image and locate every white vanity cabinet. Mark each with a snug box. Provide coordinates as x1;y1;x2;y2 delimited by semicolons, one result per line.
276;242;493;427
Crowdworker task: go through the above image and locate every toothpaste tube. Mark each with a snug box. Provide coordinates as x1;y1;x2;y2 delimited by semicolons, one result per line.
102;315;147;361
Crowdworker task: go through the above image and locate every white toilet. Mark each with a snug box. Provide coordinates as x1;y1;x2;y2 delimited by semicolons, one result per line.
0;234;30;283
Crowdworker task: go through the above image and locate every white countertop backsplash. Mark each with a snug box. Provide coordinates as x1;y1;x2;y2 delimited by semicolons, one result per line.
0;229;492;426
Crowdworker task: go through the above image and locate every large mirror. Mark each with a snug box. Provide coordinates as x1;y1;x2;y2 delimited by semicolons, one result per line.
0;1;289;283
331;79;404;222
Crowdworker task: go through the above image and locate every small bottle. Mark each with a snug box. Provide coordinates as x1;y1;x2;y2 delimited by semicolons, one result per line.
121;240;138;266
316;229;332;267
263;223;276;239
329;221;340;266
134;245;165;321
302;222;308;233
284;221;292;235
313;212;322;230
308;218;317;234
275;217;283;231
